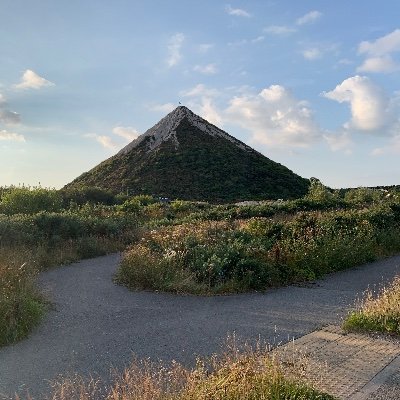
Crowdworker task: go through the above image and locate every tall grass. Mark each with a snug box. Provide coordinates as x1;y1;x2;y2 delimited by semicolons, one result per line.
0;249;44;346
47;344;335;400
343;276;400;335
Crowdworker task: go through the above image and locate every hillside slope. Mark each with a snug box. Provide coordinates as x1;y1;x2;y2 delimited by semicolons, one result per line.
67;106;309;202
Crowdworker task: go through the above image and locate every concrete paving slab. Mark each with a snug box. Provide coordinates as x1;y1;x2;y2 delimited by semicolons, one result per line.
276;326;400;399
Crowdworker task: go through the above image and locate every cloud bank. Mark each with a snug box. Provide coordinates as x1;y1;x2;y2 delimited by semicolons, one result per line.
226;85;321;148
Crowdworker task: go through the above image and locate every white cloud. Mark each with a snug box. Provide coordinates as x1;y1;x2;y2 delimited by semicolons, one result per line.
15;69;55;90
0;129;25;142
302;48;322;60
193;64;218;75
0;94;6;105
179;84;222;126
323;75;391;132
96;135;118;150
323;132;353;154
358;29;400;74
264;25;296;35
198;98;223;126
166;33;185;67
225;5;251;17
357;55;399;73
85;125;141;151
296;10;322;26
85;133;118;151
151;103;176;113
251;36;265;43
225;85;321;148
112;126;140;141
301;43;339;61
359;29;400;56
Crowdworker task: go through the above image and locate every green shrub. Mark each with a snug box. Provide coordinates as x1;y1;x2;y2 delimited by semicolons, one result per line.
60;186;117;207
117;204;400;294
0;187;62;215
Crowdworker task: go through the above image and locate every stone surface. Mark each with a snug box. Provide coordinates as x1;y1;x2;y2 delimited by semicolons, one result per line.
276;326;400;400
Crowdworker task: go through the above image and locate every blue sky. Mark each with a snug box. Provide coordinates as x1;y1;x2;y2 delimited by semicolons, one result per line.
1;0;400;189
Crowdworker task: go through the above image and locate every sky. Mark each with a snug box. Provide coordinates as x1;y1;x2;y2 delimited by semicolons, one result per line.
1;0;400;189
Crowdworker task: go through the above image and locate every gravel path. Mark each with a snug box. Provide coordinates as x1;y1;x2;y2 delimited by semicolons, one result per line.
0;253;399;399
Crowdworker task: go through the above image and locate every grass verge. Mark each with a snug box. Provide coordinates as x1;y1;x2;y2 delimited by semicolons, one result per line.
343;276;400;335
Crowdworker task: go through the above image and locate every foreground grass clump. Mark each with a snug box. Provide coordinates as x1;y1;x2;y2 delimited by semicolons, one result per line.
0;250;45;346
48;346;335;400
116;205;400;294
343;276;400;335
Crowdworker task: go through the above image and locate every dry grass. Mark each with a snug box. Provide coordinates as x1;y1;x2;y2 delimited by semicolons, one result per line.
43;341;335;400
344;276;400;335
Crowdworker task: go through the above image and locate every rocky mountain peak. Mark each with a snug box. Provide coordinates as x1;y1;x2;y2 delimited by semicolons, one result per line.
117;106;252;155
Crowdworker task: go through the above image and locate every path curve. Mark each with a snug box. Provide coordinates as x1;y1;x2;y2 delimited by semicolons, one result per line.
0;254;399;399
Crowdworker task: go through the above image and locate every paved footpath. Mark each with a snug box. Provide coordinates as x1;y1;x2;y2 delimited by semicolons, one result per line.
0;254;399;399
276;325;400;399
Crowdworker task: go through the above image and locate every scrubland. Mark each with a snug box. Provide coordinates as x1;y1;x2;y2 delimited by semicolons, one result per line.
1;182;399;399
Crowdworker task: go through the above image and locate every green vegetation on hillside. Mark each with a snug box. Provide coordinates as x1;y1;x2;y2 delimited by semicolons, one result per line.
66;116;310;202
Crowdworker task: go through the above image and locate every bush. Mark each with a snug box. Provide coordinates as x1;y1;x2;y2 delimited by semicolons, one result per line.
0;187;62;215
60;187;117;207
117;204;400;294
